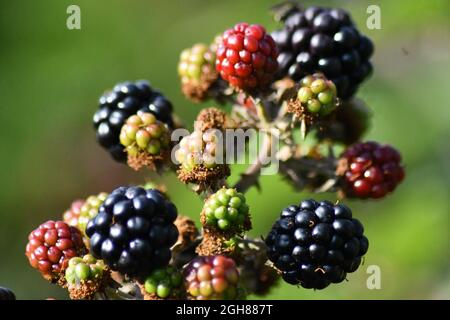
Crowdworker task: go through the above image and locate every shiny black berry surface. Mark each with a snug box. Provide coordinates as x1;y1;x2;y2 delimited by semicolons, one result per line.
272;6;374;99
265;199;368;289
93;80;174;162
86;186;178;278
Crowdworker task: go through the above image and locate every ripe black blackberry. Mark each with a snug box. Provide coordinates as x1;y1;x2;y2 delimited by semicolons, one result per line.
0;287;16;300
93;80;174;162
86;186;179;279
272;6;374;99
265;199;368;289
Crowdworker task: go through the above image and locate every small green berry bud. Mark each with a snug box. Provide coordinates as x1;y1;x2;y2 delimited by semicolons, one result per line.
298;87;313;103
127;115;142;125
143;267;183;299
318;90;334;105
214;206;227;220
147;124;162;138
140;113;156;125
217;193;230;205
218;219;230;230
120;131;133;147
311;79;326;94
83;254;96;264
307;99;321;113
170;273;183;287
229;197;242;208
199;281;213;296
125;124;139;140
75;263;90;281
147;139;161;155
301;75;314;87
228;208;239;221
144;278;157;294
157;283;171;298
136;130;151;149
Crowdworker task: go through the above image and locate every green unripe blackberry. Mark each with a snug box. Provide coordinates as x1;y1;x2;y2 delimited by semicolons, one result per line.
179;44;215;83
120;112;171;170
77;192;108;238
65;254;105;284
178;44;217;102
142;267;184;300
288;73;339;126
65;254;108;299
202;188;251;234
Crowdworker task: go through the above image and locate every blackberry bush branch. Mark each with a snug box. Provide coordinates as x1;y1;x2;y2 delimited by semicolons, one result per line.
24;2;406;300
234;132;273;193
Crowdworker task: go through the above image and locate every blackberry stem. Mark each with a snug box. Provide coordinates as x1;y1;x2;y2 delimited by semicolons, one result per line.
234;132;273;193
251;96;271;127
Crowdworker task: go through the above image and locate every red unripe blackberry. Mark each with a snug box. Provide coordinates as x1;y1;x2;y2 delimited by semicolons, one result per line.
183;255;242;300
26;220;86;281
339;141;405;199
216;23;278;90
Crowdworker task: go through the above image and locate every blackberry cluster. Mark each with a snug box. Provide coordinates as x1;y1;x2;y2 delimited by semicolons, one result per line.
216;23;278;90
272;6;374;98
86;186;179;279
265;200;368;289
26;221;86;281
184;255;241;300
93;80;174;162
143;267;184;299
339;141;405;199
202;187;250;232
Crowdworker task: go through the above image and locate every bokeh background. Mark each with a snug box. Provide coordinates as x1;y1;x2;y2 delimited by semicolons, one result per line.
0;0;449;299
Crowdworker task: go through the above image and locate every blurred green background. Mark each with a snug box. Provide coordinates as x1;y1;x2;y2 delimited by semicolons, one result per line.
0;0;449;299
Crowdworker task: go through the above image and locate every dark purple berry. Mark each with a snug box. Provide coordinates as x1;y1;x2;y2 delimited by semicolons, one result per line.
88;186;179;278
273;6;374;98
310;33;334;55
266;200;368;289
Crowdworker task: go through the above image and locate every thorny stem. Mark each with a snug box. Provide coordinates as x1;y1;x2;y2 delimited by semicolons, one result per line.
233;94;285;194
233;89;338;194
234;132;273;193
250;96;271;128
